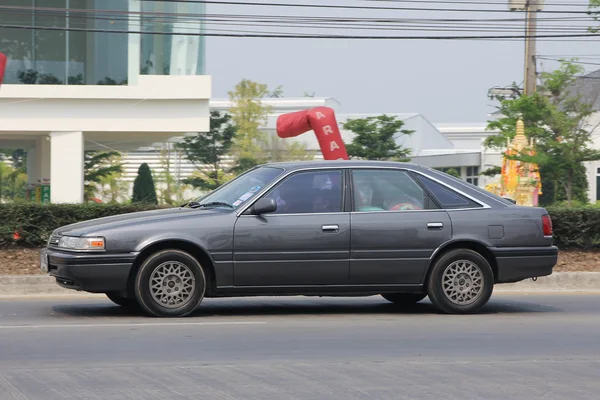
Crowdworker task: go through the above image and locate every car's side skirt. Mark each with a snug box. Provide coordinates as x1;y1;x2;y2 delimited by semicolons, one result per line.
209;284;424;298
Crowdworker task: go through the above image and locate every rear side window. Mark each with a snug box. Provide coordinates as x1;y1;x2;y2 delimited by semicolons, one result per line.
416;175;482;209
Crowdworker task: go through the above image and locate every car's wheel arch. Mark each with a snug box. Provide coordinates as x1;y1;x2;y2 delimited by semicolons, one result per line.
127;238;217;297
423;239;499;284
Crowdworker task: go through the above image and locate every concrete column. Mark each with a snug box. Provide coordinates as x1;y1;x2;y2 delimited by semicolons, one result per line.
26;147;37;185
128;0;141;85
50;131;84;204
37;136;51;185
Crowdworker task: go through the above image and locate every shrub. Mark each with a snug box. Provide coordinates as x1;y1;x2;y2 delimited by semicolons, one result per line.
546;206;600;250
0;202;162;248
131;163;158;205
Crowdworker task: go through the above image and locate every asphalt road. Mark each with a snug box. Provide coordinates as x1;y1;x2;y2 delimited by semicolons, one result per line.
0;293;598;400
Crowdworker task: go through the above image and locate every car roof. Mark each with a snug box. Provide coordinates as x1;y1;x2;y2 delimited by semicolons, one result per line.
261;159;429;172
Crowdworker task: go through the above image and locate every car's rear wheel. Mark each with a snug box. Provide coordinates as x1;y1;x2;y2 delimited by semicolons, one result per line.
426;249;494;314
381;293;427;305
134;249;206;317
105;292;139;308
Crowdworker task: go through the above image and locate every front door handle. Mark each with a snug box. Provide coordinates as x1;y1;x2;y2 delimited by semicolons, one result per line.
427;222;444;229
322;225;339;233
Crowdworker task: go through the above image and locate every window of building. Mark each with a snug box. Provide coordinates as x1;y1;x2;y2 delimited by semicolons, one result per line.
416;175;482;209
0;0;129;85
466;166;480;186
262;170;343;214
351;169;436;211
140;1;206;76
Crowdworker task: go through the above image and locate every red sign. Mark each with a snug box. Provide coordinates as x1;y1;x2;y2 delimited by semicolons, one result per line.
0;52;7;87
276;106;349;160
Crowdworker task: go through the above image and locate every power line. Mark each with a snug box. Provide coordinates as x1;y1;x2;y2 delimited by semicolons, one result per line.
0;6;595;34
135;0;596;14
2;22;599;40
366;0;593;6
538;57;600;66
1;5;594;23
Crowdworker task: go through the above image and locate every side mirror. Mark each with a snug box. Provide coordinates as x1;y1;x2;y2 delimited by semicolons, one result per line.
252;198;277;215
504;197;517;204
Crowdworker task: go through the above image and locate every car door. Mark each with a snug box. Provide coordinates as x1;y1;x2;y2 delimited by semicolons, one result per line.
349;168;452;285
233;168;350;287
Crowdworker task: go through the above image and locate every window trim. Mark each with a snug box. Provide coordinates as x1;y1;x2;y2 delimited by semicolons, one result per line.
240;167;347;217
413;173;483;210
236;165;490;217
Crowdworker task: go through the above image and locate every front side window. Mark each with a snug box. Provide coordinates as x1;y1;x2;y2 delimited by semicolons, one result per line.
262;170;343;214
195;167;284;209
351;169;430;211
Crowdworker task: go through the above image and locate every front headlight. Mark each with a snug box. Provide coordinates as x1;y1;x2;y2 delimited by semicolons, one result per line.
58;236;105;251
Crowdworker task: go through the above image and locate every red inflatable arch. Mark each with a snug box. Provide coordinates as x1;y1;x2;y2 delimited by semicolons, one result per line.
0;53;7;88
276;106;349;160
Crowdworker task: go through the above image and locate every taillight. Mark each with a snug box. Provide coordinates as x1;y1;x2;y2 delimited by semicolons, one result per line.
542;214;553;236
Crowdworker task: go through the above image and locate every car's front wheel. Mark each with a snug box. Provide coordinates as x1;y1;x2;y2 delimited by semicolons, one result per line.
381;293;427;305
134;249;206;317
426;249;494;314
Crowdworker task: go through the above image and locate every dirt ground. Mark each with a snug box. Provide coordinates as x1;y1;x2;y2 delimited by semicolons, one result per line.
0;247;598;275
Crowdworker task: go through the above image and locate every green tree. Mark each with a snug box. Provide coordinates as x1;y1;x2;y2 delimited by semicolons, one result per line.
343;115;414;161
131;163;158;204
485;59;600;206
269;85;284;98
99;170;129;204
84;151;123;202
156;143;191;205
177;110;237;190
227;79;271;169
435;167;461;178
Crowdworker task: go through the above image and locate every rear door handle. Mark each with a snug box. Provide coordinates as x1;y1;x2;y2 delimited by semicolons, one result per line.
322;225;339;233
427;222;444;229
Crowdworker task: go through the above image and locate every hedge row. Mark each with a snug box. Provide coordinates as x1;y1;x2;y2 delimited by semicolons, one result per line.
0;203;599;250
0;203;163;248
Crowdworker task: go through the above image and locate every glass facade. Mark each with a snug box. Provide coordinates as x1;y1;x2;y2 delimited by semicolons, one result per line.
140;1;206;76
0;0;205;85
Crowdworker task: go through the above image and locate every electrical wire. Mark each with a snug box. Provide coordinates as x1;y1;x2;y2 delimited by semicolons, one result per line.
538;57;600;66
1;3;599;41
134;0;597;14
0;5;595;33
2;22;599;40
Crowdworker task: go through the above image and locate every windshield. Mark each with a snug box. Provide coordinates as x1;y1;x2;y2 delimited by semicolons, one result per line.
193;166;285;209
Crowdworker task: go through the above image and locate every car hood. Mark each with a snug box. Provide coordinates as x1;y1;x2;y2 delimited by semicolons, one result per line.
54;207;228;237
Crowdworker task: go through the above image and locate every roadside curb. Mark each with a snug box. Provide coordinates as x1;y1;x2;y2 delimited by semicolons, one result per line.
1;272;600;297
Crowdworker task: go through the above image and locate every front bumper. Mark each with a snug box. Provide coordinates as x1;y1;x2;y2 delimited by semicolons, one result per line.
41;248;136;293
491;246;559;284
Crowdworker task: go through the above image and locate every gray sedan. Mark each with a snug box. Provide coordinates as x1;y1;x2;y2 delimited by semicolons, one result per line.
40;160;558;317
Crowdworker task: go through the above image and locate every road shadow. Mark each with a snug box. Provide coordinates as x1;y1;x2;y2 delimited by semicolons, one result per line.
50;295;563;319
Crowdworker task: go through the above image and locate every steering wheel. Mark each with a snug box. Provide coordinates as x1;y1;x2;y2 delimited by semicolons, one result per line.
390;202;423;211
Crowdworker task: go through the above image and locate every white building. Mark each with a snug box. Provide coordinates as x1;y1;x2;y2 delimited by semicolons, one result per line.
0;0;211;203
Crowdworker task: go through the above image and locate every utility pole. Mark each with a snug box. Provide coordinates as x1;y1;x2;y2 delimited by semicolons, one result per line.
509;0;543;95
524;0;539;95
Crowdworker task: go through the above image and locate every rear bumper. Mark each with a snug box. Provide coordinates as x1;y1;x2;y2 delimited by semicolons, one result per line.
42;248;136;293
490;246;559;284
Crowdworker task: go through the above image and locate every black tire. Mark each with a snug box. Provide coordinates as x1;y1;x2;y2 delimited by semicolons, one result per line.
134;249;206;317
105;292;139;308
381;293;427;305
426;249;494;314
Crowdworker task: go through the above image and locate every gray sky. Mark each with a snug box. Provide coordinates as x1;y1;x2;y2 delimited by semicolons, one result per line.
206;0;599;124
